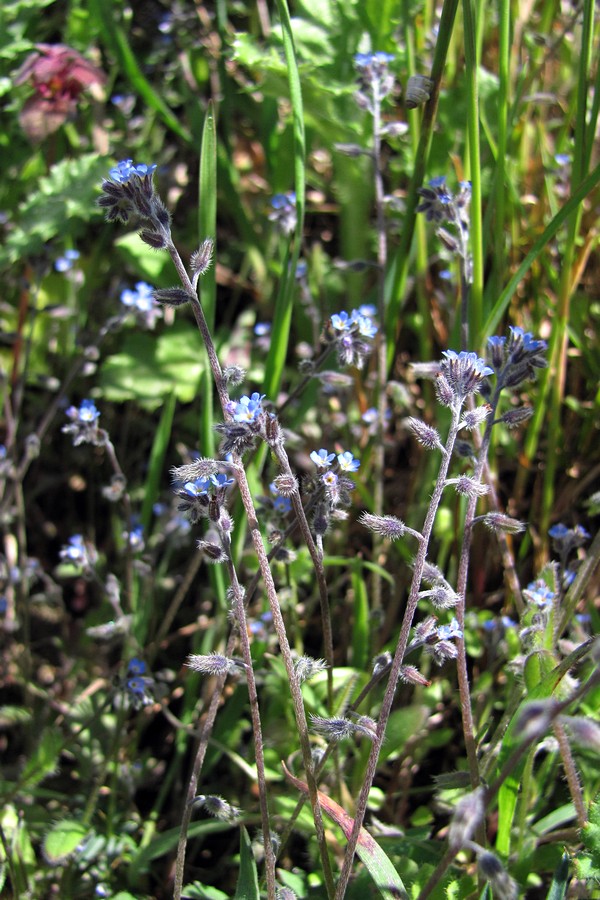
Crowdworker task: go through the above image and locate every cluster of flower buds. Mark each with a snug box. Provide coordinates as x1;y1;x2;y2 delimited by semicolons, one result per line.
118;657;155;709
214;392;282;456
59;534;98;575
171;457;235;554
354;51;395;111
417;176;472;281
307;447;361;536
322;305;378;369
268;192;297;235
309;712;377;742
409;614;463;665
62;399;107;447
487;326;548;391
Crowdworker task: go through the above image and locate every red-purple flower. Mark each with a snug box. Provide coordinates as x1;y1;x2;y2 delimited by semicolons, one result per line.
14;44;106;141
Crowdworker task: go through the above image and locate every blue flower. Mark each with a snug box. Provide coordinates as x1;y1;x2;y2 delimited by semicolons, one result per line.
524;580;555;608
182;478;212;497
356;315;378;338
254;322;271;336
59;535;98;570
67;399;100;424
232;393;265;423
337;451;360;473
322;471;339;489
439;351;492;403
354;51;394;69
310;449;336;468
331;311;353;332
270;192;296;210
109;159;157;183
120;281;154;311
126;525;145;552
436;618;462;641
121;281;162;328
55;249;80;272
128;658;146;676
211;473;235;489
269;482;292;514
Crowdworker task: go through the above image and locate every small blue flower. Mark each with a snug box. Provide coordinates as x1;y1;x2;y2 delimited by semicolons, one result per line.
548;523;570;540
524;580;554;608
55;249;80;272
331;311;353;332
182;478;212;497
232;393;265;423
337;451;360;473
126;525;145;552
436;618;462;641
59;535;98;570
254;322;271;336
310;449;336;468
128;658;146;676
269;482;292;514
67;399;100;424
109;159;157;183
270;192;296;210
354;51;394;69
356;315;378;338
322;471;339;489
211;473;235;489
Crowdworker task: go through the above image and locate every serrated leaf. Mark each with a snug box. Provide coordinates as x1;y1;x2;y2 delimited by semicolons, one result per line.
43;819;89;864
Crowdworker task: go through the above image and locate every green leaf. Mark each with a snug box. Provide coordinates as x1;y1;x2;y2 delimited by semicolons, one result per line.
283;763;408;900
0;154;106;267
99;322;206;410
545;852;570;900
19;727;62;791
233;826;260;900
43;819;89;864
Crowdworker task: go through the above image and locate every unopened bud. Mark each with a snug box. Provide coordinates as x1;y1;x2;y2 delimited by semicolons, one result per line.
448;787;485;850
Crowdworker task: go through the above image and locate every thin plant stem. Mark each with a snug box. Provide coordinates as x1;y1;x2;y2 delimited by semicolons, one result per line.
335;407;463;898
164;236;336;899
553;721;587;828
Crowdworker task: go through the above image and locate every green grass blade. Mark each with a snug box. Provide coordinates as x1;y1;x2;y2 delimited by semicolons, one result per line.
233;826;260;900
385;0;460;370
264;0;306;400
198;101;218;457
545;852;570;900
482;161;600;338
462;0;484;345
140;390;176;534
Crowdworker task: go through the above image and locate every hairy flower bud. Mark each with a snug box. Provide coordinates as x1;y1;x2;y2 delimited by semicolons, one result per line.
153;287;195;308
407;417;444;451
186;653;244;676
448;787;485;850
196;541;228;563
190;238;214;275
359;512;406;540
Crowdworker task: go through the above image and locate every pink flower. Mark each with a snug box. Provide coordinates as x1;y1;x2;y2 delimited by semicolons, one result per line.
14;44;106;141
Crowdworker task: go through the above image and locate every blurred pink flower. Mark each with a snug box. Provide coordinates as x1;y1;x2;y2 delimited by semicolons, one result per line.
14;43;106;141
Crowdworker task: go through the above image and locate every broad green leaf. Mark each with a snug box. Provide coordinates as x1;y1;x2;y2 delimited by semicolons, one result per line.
0;154;106;267
99;323;206;409
43;819;89;864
